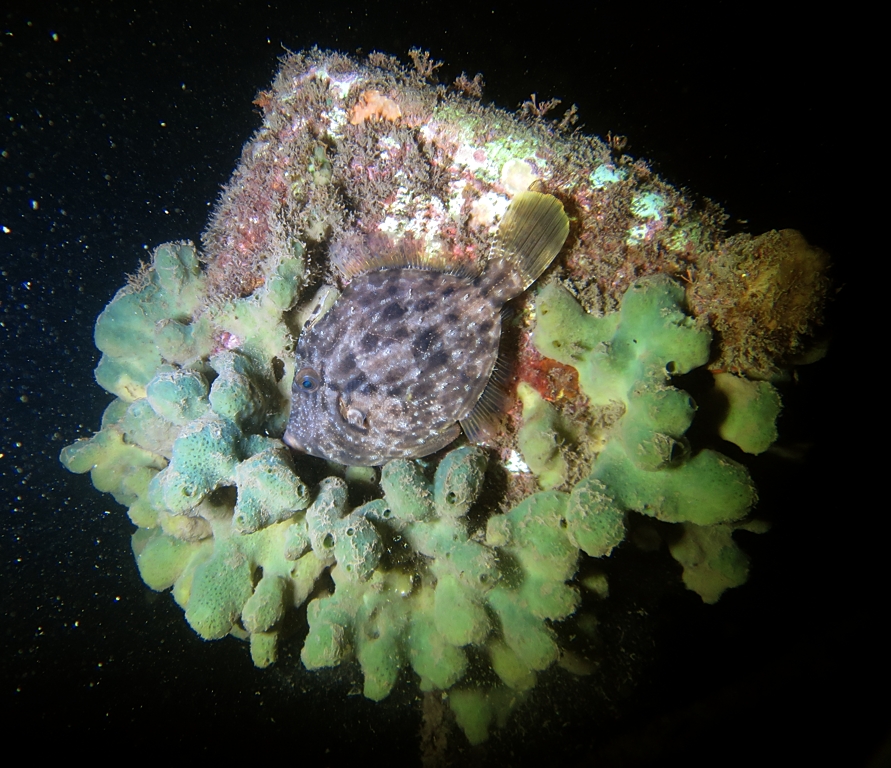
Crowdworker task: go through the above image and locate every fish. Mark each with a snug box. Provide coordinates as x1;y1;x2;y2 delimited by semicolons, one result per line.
283;190;569;466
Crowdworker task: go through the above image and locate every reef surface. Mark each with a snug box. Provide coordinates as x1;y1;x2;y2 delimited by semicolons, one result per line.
60;49;830;746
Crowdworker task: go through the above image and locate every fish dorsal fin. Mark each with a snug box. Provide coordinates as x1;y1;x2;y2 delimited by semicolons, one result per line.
298;284;340;331
330;231;479;281
497;191;569;291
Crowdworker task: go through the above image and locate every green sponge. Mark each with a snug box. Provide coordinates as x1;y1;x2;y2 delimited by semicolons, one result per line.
433;445;488;517
408;591;468;690
152;416;244;515
448;687;523;746
242;573;288;633
565;475;626;557
668;521;753;603
93;243;207;401
711;373;782;454
516;383;576;489
535;275;711;402
233;446;310;533
533;275;757;526
208;351;267;429
184;538;255;639
146;366;209;426
132;528;206;592
60;413;166;507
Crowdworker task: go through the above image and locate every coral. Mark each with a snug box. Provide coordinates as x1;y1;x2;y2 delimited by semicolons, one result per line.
59;49;830;747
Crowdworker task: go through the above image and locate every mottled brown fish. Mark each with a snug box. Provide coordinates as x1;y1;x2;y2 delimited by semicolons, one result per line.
283;191;569;466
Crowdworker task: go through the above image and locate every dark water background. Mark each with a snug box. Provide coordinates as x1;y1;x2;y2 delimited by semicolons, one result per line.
1;2;878;764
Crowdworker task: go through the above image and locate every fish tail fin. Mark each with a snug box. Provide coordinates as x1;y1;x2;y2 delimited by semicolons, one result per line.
498;191;569;291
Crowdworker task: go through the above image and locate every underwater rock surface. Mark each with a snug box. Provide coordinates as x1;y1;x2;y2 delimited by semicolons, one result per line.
60;49;830;745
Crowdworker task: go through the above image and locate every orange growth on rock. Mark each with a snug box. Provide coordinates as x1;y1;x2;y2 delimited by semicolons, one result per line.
516;334;581;403
252;90;273;112
349;90;402;125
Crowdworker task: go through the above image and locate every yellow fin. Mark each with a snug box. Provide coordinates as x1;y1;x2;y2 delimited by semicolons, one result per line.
330;231;478;281
497;191;569;289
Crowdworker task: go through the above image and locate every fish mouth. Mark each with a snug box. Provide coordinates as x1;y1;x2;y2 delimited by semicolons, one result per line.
282;428;305;453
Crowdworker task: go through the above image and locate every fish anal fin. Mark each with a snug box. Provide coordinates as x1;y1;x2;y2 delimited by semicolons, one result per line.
416;422;462;458
460;356;509;446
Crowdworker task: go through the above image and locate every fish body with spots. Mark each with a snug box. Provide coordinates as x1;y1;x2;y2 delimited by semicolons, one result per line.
284;191;569;466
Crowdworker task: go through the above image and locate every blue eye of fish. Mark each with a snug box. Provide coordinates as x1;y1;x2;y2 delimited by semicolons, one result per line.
296;367;321;393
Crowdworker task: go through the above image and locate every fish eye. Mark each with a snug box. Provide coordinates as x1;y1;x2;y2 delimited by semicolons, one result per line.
296;366;321;393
